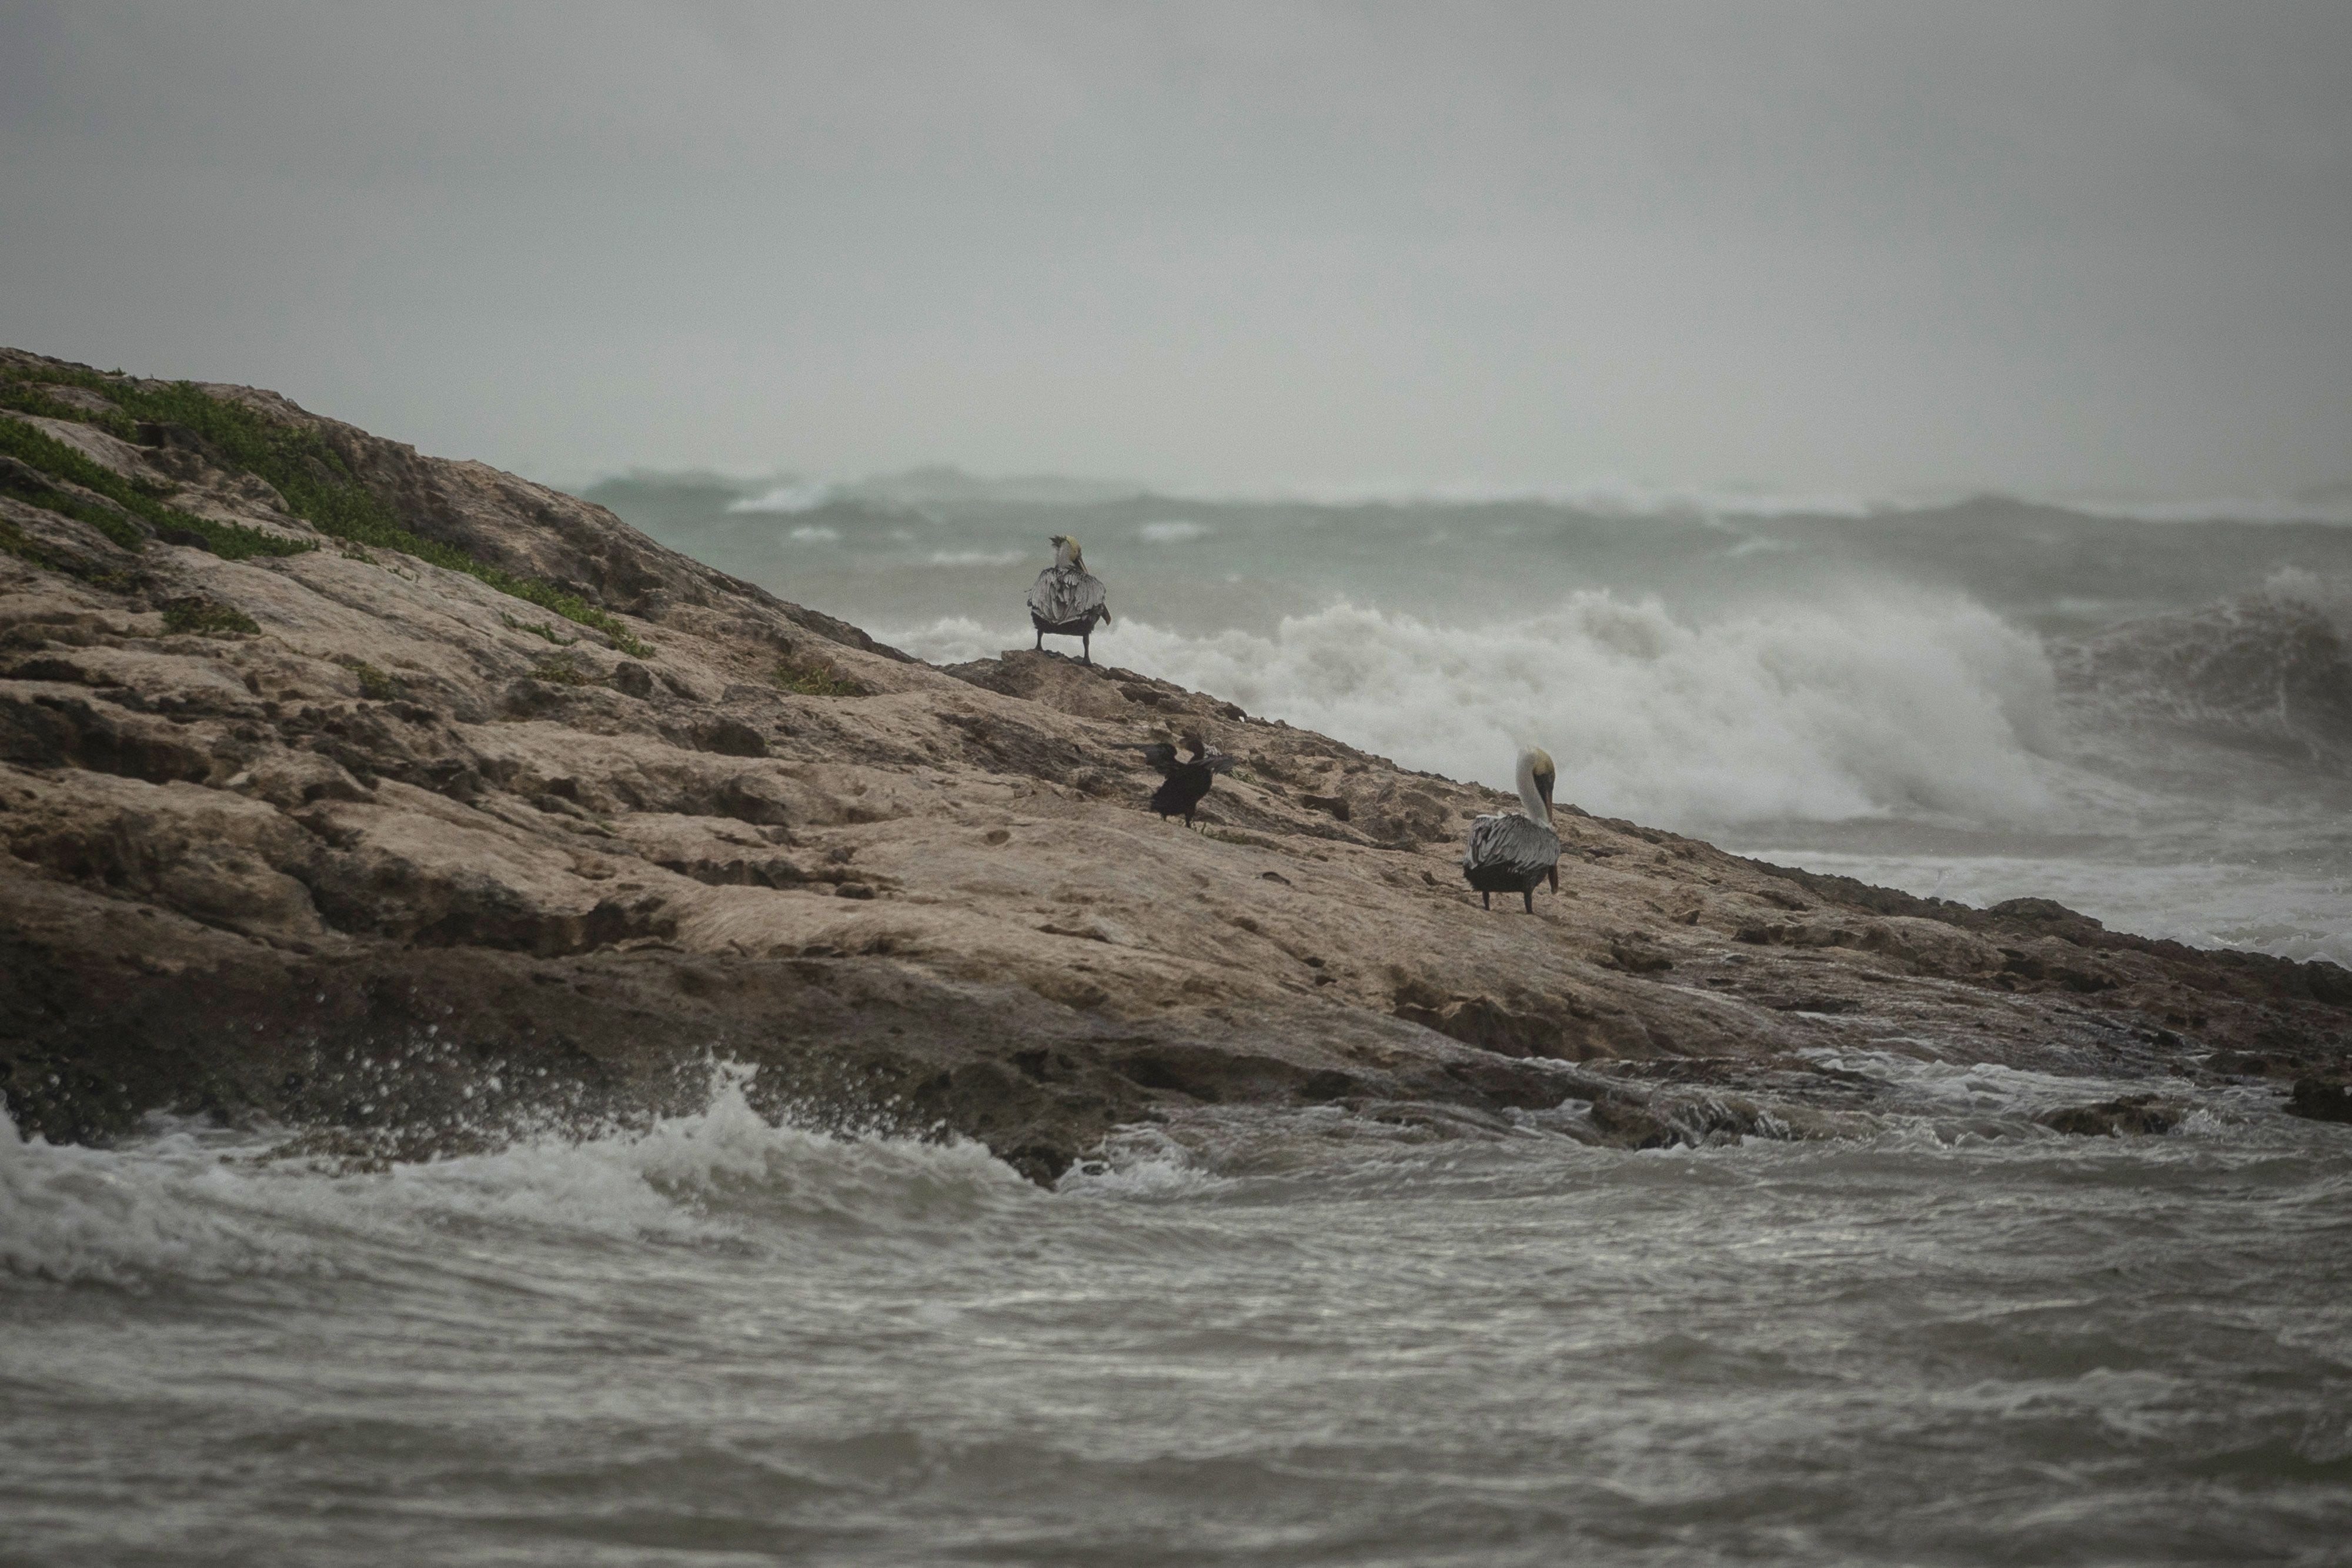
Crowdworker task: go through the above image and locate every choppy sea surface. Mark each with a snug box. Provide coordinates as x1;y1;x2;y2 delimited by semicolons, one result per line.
6;1059;2350;1566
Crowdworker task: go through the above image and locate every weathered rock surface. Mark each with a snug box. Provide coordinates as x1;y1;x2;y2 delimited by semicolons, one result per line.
2286;1078;2352;1125
2037;1095;2186;1137
4;347;2349;1177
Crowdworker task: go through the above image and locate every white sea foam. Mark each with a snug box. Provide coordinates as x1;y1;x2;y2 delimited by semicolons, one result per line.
887;589;2065;830
1731;848;2352;967
726;480;839;514
2043;492;2352;527
0;1067;1027;1288
1157;477;1913;517
1056;1136;1230;1201
0;1113;306;1285
1158;477;2352;525
1799;1050;2197;1120
677;465;2352;526
2261;564;2352;637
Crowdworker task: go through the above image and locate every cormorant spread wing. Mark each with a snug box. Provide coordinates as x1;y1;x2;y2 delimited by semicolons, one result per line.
1121;737;1218;827
1127;740;1231;776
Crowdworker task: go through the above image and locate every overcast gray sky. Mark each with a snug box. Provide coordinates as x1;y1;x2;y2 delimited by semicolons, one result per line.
3;1;2346;499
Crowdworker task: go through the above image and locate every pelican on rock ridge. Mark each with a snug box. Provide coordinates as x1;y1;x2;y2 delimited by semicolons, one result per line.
1462;747;1562;912
1027;534;1112;664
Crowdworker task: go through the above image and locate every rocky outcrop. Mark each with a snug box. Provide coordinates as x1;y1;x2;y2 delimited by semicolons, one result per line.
2286;1078;2352;1125
4;347;2349;1177
2037;1095;2186;1136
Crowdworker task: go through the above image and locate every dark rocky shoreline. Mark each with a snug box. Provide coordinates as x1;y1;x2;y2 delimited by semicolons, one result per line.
5;347;2347;1178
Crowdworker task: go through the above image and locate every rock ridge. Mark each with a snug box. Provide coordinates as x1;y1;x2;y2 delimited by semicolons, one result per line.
2;347;2347;1177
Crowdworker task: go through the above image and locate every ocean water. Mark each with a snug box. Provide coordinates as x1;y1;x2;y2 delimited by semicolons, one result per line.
6;1065;2350;1566
590;476;2352;964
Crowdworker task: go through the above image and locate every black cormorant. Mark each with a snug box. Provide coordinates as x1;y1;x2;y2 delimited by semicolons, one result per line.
1133;729;1226;828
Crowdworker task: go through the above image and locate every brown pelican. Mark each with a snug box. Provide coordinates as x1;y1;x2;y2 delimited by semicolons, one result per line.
1126;728;1229;828
1027;534;1112;664
1462;747;1561;911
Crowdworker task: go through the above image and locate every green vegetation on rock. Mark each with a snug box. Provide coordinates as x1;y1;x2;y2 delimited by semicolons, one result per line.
0;375;142;440
161;597;261;637
1;363;654;657
500;612;577;646
529;656;592;686
0;512;53;569
772;655;866;697
0;411;311;561
336;658;406;700
0;476;148;553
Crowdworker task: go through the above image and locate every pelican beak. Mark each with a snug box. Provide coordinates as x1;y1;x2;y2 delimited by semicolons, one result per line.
1536;767;1556;821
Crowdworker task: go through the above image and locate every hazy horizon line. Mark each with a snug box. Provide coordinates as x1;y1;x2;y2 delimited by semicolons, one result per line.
572;463;2352;527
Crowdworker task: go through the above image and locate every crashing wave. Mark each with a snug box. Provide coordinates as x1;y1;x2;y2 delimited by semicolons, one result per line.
1;1066;1030;1289
2052;579;2352;767
887;588;2064;831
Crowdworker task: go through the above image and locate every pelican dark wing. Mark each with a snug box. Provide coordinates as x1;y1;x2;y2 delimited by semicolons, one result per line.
1462;811;1561;912
1460;746;1561;912
1027;566;1110;630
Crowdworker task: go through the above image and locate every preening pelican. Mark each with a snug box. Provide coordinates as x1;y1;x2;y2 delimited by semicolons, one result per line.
1027;534;1112;664
1127;728;1230;828
1462;747;1562;912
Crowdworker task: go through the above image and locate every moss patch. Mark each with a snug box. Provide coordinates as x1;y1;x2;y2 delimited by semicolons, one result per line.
0;511;138;591
501;612;577;646
6;486;149;552
0;416;307;561
529;657;592;687
3;367;654;656
0;513;54;570
161;597;261;637
336;658;406;700
772;656;867;697
0;377;141;441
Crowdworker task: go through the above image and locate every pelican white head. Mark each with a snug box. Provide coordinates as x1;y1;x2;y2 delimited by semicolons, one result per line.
1048;534;1083;570
1516;747;1556;824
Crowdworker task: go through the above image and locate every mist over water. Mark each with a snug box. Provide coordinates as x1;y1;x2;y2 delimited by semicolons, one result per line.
595;475;2352;964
